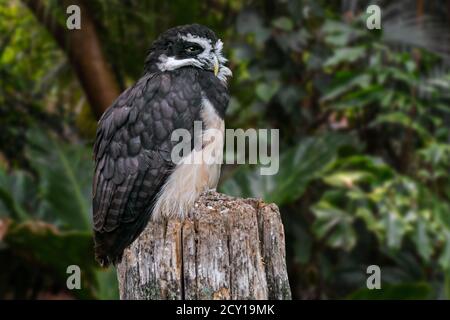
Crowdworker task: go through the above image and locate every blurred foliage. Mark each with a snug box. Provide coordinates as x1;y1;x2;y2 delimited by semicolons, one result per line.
0;0;450;299
0;129;117;299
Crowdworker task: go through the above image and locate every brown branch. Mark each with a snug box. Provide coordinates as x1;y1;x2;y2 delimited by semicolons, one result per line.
416;0;424;20
22;0;120;119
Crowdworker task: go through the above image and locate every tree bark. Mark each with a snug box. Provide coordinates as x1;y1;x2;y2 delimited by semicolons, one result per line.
116;191;292;300
23;0;120;119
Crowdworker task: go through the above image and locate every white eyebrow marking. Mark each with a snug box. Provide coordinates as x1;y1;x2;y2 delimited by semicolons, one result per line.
181;34;213;48
157;54;202;71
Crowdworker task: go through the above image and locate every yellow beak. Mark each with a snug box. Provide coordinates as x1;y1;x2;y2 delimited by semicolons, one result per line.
213;55;219;76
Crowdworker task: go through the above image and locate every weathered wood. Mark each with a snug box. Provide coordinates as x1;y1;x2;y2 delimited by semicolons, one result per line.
116;191;291;300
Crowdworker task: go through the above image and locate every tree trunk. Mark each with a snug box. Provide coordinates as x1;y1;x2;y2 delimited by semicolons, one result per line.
23;0;120;119
116;191;292;300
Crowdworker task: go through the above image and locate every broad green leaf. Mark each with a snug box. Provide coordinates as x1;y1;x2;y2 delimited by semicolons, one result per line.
0;168;34;221
356;207;383;236
324;47;366;68
271;17;293;31
312;201;356;251
331;155;394;179
413;217;433;261
323;171;371;188
321;74;371;102
321;20;364;47
439;231;450;271
237;10;264;35
384;209;406;249
373;112;431;140
26;129;93;230
256;82;280;102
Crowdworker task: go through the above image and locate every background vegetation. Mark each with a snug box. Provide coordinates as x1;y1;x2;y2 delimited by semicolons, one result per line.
0;0;449;299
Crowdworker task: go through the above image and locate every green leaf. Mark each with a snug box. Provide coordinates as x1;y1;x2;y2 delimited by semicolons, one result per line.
321;74;371;102
356;207;382;235
385;209;406;249
324;47;366;68
321;21;365;47
330;155;394;182
237;11;264;35
439;231;450;271
373;112;430;140
256;82;280;102
272;17;293;31
413;217;433;261
312;200;356;251
26;129;92;231
0;168;34;221
323;171;371;188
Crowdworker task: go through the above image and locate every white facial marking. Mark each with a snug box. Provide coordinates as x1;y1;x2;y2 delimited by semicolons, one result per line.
157;54;202;71
181;34;214;62
213;39;232;83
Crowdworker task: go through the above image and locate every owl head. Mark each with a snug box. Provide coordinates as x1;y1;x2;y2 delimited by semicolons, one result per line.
145;24;232;83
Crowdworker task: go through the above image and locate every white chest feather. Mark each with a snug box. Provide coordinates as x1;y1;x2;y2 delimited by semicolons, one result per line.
151;97;224;220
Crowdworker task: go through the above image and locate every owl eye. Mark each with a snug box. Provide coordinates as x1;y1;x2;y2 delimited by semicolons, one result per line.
185;45;202;54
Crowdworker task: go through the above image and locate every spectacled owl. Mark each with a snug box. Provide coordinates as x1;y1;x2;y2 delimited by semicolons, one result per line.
92;24;231;266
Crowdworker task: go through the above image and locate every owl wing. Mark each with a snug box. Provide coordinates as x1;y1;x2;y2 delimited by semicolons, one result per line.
92;70;202;266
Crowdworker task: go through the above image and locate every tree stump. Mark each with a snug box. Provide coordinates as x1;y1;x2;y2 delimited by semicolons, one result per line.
116;191;291;300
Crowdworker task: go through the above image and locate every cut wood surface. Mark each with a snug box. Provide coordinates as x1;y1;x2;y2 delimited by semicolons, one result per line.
117;191;291;300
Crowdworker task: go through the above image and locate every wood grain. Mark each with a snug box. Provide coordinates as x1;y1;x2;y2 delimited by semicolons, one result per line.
117;191;291;300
